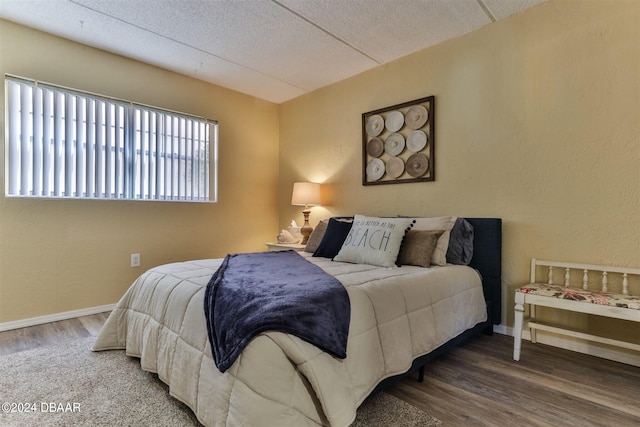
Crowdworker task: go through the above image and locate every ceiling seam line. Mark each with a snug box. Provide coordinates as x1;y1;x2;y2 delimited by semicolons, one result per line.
65;0;308;92
476;0;497;22
270;0;382;65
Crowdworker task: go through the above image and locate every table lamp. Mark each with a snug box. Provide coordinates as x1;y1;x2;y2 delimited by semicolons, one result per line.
291;182;321;244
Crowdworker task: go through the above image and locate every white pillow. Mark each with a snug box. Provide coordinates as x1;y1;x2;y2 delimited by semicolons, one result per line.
334;215;414;267
410;216;457;266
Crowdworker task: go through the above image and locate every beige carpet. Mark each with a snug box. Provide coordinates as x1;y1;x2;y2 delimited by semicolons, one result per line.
0;337;440;426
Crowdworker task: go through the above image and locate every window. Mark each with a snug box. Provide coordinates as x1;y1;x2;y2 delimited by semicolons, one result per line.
5;75;218;202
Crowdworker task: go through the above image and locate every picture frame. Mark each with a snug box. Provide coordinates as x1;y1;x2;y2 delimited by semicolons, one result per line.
362;96;435;185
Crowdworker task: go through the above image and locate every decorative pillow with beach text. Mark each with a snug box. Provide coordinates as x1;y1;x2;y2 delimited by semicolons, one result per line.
333;215;414;267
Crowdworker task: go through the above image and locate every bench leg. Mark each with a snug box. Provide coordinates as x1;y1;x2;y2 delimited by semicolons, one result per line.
513;292;525;361
530;305;537;343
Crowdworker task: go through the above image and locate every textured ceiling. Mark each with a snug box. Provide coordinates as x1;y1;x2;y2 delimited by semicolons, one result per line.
0;0;546;103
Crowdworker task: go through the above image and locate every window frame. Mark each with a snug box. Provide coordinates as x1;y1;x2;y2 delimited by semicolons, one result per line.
4;75;218;203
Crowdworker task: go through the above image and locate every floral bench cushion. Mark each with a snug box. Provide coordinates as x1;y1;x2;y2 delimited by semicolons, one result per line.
517;284;640;310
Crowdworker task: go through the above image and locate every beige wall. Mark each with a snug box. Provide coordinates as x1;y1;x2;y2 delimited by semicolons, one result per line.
279;0;640;334
0;20;280;323
2;0;639;340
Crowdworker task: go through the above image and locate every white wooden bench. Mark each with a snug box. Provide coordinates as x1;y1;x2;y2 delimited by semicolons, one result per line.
513;258;640;361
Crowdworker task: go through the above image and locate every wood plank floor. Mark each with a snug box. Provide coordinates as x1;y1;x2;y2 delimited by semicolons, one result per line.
388;334;640;426
0;313;109;356
2;314;639;426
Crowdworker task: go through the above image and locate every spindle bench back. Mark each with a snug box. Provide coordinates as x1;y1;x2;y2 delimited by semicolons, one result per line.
513;259;640;361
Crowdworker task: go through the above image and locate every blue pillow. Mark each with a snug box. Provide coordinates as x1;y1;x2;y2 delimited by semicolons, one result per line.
312;218;353;259
446;218;474;265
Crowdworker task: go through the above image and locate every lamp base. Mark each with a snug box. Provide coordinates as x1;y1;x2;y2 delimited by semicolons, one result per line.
300;209;313;244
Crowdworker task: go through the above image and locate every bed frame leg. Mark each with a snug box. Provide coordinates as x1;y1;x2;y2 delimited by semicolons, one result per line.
483;300;494;335
418;366;424;382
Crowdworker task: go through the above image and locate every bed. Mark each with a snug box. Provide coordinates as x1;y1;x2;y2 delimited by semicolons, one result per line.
93;217;501;427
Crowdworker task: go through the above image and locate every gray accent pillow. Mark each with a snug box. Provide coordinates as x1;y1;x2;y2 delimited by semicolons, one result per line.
446;218;474;265
304;220;328;253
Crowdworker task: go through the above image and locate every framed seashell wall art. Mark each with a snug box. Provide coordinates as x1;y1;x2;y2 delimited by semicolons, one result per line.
362;96;435;185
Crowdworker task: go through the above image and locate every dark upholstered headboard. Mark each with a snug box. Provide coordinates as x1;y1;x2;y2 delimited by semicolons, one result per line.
464;218;502;325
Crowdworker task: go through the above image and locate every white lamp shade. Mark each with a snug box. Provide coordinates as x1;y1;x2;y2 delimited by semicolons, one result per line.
291;182;321;206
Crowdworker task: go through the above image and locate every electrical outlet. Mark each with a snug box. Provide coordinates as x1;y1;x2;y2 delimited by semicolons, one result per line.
131;253;141;267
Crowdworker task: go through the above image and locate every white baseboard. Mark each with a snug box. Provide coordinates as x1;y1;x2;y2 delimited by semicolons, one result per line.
506;326;640;367
493;324;508;335
0;304;116;332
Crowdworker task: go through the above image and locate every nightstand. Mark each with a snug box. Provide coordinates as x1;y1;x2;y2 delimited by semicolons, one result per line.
265;243;306;252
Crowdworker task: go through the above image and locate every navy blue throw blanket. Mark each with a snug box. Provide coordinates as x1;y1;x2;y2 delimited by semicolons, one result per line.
204;250;351;373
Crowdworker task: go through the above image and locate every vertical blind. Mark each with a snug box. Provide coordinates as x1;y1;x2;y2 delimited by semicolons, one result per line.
5;76;218;202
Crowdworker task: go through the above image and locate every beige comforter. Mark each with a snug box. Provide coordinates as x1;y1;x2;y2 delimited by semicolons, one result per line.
93;252;487;426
